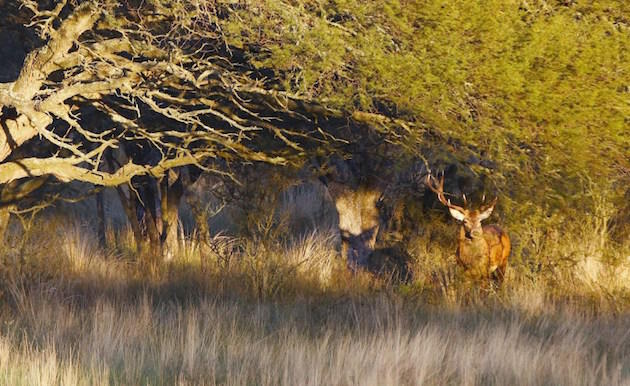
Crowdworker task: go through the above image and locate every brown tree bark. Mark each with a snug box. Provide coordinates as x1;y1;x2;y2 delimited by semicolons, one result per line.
326;181;383;269
95;191;106;247
0;205;11;245
114;185;145;254
160;173;185;261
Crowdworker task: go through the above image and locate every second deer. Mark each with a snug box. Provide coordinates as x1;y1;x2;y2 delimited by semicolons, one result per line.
425;173;510;287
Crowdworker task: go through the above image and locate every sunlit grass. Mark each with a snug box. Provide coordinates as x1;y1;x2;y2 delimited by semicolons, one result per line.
0;210;629;385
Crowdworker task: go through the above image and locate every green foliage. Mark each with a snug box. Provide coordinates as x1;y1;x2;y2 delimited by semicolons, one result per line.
218;0;629;217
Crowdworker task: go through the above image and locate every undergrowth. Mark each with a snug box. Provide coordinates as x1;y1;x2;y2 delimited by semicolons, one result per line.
0;209;629;385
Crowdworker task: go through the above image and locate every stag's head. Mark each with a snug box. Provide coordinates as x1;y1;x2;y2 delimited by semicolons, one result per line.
425;174;497;240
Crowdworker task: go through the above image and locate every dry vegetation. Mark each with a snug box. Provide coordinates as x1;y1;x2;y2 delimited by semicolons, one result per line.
1;189;629;386
1;1;628;384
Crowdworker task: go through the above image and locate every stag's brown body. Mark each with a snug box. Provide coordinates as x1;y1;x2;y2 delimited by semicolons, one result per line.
456;224;510;285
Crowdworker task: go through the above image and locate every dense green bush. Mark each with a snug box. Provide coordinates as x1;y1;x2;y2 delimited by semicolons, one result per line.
215;0;629;221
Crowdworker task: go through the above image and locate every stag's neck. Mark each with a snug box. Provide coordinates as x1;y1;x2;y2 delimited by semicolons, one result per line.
457;226;489;267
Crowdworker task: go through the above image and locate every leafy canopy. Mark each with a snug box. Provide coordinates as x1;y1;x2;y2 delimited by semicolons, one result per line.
218;0;629;213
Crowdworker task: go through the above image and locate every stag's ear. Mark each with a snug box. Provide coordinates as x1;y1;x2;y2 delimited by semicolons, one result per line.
448;207;466;222
478;203;495;221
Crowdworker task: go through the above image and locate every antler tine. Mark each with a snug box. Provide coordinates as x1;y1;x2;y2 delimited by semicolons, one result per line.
480;196;498;211
424;174;446;205
425;172;466;213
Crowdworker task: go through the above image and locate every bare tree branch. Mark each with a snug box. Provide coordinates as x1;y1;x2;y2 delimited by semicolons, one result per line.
0;0;423;206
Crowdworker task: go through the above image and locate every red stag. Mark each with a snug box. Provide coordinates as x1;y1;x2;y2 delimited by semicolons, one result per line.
425;173;510;287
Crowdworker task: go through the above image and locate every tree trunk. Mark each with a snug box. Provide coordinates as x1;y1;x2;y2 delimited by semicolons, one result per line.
140;179;161;245
326;182;383;269
0;205;11;245
188;199;210;246
160;172;185;261
114;167;197;263
95;191;106;247
115;185;146;254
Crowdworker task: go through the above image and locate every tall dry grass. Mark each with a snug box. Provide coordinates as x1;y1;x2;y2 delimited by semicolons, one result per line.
0;196;629;384
2;286;629;385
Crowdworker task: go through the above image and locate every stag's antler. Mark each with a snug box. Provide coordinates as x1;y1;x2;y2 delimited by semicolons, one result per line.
425;173;466;213
479;196;498;213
